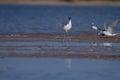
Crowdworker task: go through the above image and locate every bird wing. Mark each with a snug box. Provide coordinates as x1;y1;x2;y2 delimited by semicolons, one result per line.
107;19;119;33
64;24;69;32
92;23;99;30
104;23;107;30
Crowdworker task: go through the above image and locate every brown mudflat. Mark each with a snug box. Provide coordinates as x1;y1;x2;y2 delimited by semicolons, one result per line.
0;34;120;60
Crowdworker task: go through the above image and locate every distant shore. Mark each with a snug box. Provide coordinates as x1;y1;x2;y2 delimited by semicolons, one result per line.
0;1;120;6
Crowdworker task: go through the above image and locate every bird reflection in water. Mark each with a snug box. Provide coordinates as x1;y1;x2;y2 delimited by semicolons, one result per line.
65;58;72;69
90;41;113;52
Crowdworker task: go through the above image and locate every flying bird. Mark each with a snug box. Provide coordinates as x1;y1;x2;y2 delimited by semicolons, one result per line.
92;20;119;36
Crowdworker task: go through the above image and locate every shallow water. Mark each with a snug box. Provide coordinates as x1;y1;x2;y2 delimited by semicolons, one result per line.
0;34;120;56
0;58;120;80
0;5;120;35
0;5;120;80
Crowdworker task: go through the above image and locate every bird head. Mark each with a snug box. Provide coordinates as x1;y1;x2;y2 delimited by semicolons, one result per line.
68;17;71;20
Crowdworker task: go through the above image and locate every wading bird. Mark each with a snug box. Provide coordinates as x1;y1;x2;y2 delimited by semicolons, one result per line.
92;20;119;37
63;17;72;68
64;17;72;32
63;17;72;41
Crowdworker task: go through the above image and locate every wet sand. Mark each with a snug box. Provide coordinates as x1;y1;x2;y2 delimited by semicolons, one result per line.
0;53;120;60
0;34;120;42
0;34;120;60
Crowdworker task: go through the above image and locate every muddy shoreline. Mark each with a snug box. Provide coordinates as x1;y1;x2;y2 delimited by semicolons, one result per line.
0;53;120;60
0;34;120;42
0;34;120;60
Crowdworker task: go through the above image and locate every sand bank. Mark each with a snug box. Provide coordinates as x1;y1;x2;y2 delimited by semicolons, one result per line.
0;53;120;60
0;34;120;42
0;34;120;60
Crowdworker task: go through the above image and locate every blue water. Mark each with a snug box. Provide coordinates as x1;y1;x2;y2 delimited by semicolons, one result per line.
0;5;120;35
0;58;120;80
0;5;120;80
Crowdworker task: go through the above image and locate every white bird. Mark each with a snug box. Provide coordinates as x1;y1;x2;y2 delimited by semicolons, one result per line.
63;17;72;69
92;20;119;36
64;17;72;33
63;17;72;42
